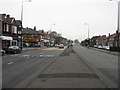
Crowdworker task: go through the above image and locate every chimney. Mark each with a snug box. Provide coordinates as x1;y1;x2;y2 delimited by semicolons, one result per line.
34;26;36;31
1;14;6;20
6;14;10;18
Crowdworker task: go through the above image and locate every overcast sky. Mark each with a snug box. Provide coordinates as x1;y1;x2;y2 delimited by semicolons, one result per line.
0;0;118;41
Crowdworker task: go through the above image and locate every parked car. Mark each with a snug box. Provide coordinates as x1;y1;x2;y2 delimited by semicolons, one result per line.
94;45;98;48
102;46;110;50
59;44;64;49
67;43;73;48
55;44;59;47
97;45;103;49
6;46;22;54
0;50;6;56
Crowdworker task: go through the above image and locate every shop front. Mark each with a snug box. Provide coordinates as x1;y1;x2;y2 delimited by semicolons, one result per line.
0;36;13;50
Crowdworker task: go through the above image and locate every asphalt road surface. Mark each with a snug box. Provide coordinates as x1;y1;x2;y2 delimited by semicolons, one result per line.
73;44;118;88
2;45;119;88
2;47;64;88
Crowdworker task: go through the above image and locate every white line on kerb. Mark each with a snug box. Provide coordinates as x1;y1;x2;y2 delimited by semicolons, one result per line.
8;62;14;65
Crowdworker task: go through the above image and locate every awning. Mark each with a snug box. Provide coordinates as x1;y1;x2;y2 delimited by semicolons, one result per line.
0;36;13;40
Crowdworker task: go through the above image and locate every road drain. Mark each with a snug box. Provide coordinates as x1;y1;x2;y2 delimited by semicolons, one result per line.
38;73;98;78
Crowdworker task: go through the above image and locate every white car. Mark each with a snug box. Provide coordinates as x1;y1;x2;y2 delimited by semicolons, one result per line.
102;46;110;50
59;44;64;49
94;45;98;48
97;45;103;49
0;50;6;56
55;44;59;47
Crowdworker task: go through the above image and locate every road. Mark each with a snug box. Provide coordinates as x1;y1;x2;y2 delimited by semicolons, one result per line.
26;46;108;88
2;45;118;88
73;44;118;88
2;47;64;88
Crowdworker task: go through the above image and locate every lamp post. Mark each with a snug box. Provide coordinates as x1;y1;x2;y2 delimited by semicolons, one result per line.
84;23;90;48
49;23;55;45
20;0;31;49
49;23;56;34
21;0;31;22
109;0;120;51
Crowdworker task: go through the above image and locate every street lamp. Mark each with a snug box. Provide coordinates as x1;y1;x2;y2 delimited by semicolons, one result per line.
21;0;31;49
49;23;56;34
21;0;31;22
84;23;89;40
109;0;120;51
84;23;90;48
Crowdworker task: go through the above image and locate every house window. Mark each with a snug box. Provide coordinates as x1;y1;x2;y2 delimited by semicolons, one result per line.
3;23;6;32
12;26;14;33
12;26;17;34
6;24;9;32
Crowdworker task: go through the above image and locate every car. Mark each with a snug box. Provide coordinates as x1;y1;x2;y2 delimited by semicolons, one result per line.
55;44;59;47
58;44;64;49
67;43;73;48
102;46;110;50
97;45;103;49
50;44;54;47
6;46;22;54
94;45;98;48
0;50;6;56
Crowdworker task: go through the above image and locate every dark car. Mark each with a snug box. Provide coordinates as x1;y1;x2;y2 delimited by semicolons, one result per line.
6;46;22;54
0;50;6;56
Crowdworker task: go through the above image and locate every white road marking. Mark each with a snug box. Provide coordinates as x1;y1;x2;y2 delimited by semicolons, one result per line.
40;52;45;54
8;62;14;65
10;54;19;56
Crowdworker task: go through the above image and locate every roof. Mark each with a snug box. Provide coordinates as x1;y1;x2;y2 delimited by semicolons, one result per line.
37;30;44;35
3;17;15;24
107;33;116;38
23;28;37;34
16;20;22;26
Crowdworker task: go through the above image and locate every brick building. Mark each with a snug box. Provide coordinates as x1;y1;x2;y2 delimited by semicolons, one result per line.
0;14;22;50
96;35;107;46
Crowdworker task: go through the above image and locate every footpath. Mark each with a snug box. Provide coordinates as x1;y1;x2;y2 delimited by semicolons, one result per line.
24;47;108;88
22;47;48;50
83;46;119;56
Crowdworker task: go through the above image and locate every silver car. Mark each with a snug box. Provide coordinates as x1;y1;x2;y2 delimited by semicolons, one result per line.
0;50;6;56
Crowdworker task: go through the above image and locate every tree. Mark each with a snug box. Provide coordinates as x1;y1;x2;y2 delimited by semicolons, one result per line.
74;39;79;44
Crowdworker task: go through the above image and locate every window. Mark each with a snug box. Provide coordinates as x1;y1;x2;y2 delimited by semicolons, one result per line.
3;23;6;32
12;26;17;34
6;24;9;32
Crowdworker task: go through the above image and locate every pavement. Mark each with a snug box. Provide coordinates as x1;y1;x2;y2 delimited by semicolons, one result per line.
25;47;108;88
22;47;48;50
83;46;119;56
